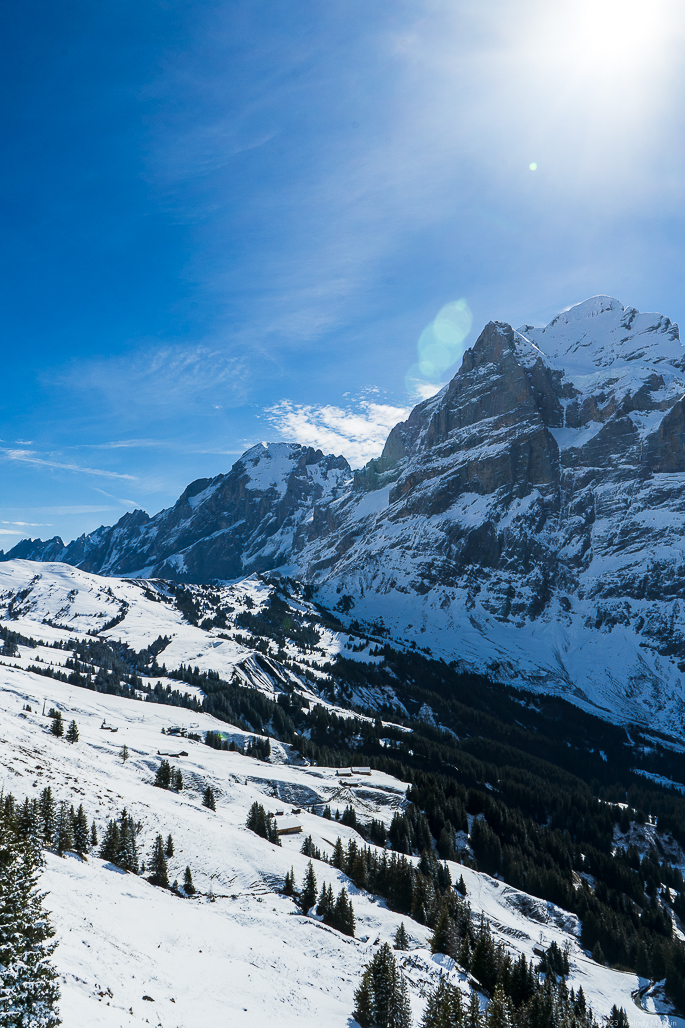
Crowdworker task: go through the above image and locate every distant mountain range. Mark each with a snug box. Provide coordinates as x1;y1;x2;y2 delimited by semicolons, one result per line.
6;295;685;735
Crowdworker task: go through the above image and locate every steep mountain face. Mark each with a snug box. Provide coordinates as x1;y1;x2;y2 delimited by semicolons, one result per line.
2;443;351;582
6;297;685;734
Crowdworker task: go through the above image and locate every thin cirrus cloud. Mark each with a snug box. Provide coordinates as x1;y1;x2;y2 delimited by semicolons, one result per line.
0;448;137;481
62;344;252;417
264;397;409;469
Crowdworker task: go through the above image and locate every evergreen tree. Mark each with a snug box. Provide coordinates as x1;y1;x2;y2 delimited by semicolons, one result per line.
38;789;55;849
72;805;89;858
245;802;279;844
421;979;464;1028
173;768;183;791
115;810;139;874
0;834;61;1027
90;822;98;849
54;802;73;858
283;868;295;896
154;760;171;789
100;820;121;863
591;941;605;965
431;907;457;959
331;838;346;870
465;993;483;1028
120;744;129;763
49;713;63;738
609;1006;630;1028
183;866;195;896
65;721;79;744
332;887;355;937
165;834;174;858
149;834;169;888
316;883;334;919
202;786;216;811
301;861;317;913
394;923;409;951
484;985;513;1028
353;942;411;1028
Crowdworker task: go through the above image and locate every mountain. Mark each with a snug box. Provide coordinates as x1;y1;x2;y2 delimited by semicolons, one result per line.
2;443;351;581
6;296;685;736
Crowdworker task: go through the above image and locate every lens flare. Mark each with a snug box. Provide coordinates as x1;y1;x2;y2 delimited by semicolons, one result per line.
406;299;473;399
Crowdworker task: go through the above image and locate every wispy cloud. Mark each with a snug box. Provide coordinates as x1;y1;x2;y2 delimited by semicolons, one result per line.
83;439;168;450
264;397;408;468
0;505;119;516
0;449;137;481
0;529;22;536
2;521;52;527
63;344;252;418
91;487;144;507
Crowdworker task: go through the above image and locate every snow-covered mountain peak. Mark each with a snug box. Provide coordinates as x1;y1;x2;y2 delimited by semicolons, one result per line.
517;295;684;378
238;441;351;497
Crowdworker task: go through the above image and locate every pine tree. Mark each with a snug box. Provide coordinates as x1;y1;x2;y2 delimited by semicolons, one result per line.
90;822;98;849
202;786;216;811
154;760;171;789
283;868;295;896
394;923;410;951
331;837;346;871
173;768;183;791
609;1006;630;1028
353;942;411;1028
73;804;89;858
316;883;334;918
55;801;73;857
165;834;174;858
421;978;465;1027
485;985;513;1028
431;907;457;958
465;993;482;1028
149;834;169;888
49;713;63;738
0;834;61;1027
65;721;79;744
38;788;55;848
120;744;129;763
301;861;317;913
591;941;605;965
100;820;121;863
183;866;195;896
115;810;139;873
332;887;355;937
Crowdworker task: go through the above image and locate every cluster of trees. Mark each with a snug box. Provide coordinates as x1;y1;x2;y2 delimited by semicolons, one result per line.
354;944;411;1028
100;809;141;872
245;802;280;844
294;861;355;936
154;760;184;791
0;790;65;1024
235;591;322;652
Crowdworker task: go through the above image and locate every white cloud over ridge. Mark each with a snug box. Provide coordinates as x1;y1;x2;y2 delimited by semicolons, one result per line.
264;398;409;468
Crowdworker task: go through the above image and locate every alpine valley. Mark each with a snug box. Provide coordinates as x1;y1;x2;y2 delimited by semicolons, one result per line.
3;297;685;1028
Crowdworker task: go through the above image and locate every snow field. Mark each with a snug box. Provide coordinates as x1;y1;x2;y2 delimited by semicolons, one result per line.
0;663;681;1026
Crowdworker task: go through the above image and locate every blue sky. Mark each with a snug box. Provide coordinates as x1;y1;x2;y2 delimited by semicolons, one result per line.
2;0;685;545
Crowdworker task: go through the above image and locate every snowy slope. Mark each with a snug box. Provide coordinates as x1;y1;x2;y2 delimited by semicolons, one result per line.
0;663;679;1027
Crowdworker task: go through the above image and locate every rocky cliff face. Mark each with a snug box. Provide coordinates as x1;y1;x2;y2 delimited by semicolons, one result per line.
3;443;351;582
6;297;685;735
